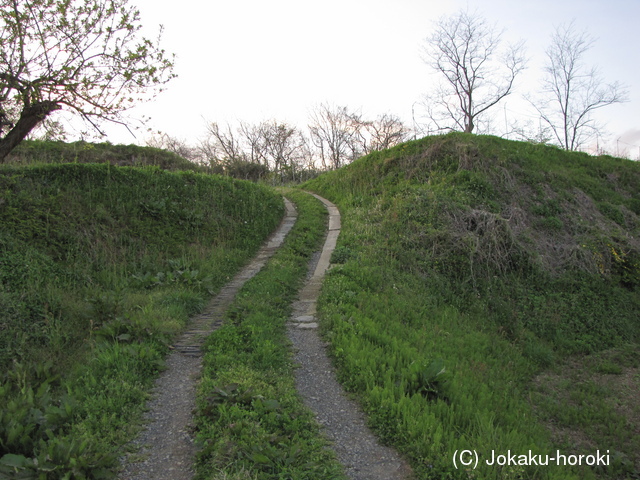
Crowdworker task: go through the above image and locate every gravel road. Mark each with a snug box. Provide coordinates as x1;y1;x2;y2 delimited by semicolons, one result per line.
117;193;413;479
117;199;297;480
288;193;413;480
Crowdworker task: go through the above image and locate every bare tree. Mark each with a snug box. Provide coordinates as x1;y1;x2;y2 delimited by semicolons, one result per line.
238;121;268;166
421;9;526;134
239;120;308;174
258;121;308;177
0;0;175;161
146;133;200;162
531;22;628;151
200;119;314;181
358;113;410;154
202;122;245;164
199;109;408;179
308;103;361;169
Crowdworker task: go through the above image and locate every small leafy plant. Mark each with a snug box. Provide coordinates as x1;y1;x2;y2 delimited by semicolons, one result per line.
405;358;450;401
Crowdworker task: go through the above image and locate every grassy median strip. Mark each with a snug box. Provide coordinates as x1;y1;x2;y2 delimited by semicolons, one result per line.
194;189;346;480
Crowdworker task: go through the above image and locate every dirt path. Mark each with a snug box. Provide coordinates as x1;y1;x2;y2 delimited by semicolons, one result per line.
118;193;412;480
117;199;298;480
288;193;413;480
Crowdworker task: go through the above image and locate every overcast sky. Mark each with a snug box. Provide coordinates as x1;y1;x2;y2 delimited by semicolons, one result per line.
105;0;640;158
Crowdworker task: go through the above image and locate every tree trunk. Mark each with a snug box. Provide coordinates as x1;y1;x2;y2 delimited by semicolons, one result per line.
465;116;474;133
0;101;60;162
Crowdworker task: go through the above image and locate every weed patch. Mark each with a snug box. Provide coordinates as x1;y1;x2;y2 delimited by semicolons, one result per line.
532;346;640;476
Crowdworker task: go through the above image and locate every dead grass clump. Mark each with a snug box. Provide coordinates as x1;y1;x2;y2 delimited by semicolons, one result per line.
501;204;529;236
455;142;481;171
444;207;526;285
394;138;490;181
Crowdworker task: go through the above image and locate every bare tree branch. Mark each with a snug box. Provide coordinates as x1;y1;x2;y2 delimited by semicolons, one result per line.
530;21;628;151
203;122;244;164
308;103;362;169
0;0;175;161
421;9;527;134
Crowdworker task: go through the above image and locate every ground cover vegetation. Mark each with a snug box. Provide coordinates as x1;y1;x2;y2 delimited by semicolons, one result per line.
4;139;206;172
194;190;346;480
3;134;638;479
0;154;283;477
303;132;640;479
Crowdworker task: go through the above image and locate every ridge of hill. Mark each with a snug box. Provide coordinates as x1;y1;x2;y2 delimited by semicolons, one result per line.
4;139;203;172
303;132;640;479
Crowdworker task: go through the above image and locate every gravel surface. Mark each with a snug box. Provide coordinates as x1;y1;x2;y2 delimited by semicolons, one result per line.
288;193;413;480
117;199;297;480
117;353;200;480
117;193;413;480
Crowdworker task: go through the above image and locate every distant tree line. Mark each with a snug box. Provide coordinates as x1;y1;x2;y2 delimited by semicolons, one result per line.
1;0;631;166
147;103;411;182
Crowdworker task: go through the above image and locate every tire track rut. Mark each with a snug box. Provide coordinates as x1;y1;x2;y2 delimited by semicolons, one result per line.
288;192;413;480
117;198;297;480
118;193;412;479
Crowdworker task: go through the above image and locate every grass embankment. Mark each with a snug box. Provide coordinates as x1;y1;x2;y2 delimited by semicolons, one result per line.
303;133;640;480
194;189;345;480
5;139;204;172
0;161;283;478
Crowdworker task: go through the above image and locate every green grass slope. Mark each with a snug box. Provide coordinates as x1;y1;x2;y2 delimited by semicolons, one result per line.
303;132;640;479
5;139;203;172
0;161;283;477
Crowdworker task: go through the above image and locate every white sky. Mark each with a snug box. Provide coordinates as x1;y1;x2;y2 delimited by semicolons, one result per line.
103;0;640;158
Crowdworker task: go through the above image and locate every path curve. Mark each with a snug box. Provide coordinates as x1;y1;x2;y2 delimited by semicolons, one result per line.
118;198;298;480
288;192;413;480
